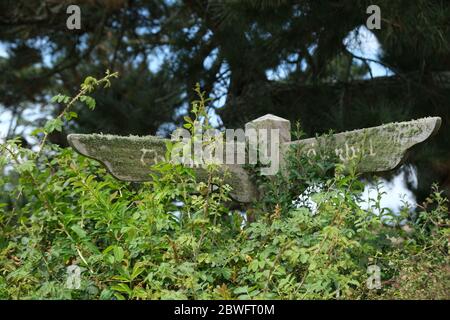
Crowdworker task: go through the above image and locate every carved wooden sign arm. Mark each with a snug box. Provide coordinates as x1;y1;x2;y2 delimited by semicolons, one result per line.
67;133;258;203
68;115;441;203
284;117;441;173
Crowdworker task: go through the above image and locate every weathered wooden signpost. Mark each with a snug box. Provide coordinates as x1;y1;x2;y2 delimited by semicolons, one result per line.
68;115;441;203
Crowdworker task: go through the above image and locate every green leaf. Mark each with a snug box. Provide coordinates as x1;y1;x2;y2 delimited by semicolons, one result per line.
64;111;78;121
80;95;96;110
71;225;87;238
113;246;124;262
16;160;35;173
111;283;132;295
131;266;145;280
299;248;309;264
44;118;63;133
233;286;249;294
81;76;98;93
112;275;130;282
102;245;114;255
183;116;193;124
51;94;70;104
249;259;259;272
113;293;126;300
31;128;44;137
50;94;60;103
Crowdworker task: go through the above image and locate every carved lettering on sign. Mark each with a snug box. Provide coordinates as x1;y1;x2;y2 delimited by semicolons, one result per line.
68;116;441;203
140;148;163;165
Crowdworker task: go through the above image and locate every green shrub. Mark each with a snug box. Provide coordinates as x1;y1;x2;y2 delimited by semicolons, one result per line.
0;73;448;299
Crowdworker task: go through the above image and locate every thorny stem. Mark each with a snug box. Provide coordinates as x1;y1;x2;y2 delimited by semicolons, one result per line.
3;71;118;274
36;71;119;157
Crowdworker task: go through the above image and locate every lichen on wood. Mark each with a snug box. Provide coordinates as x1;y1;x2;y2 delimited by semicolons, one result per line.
68;115;441;203
284;116;441;173
67;133;258;203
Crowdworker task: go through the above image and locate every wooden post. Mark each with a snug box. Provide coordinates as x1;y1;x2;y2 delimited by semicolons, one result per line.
68;115;441;203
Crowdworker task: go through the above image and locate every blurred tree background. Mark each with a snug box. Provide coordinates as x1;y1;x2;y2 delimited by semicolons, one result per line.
0;0;449;201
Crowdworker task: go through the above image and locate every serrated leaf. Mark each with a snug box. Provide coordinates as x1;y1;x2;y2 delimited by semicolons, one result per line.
64;111;78;121
44;118;63;133
50;94;61;103
81;96;96;110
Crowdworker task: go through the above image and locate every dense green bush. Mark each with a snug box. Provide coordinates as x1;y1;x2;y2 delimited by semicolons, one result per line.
0;73;448;299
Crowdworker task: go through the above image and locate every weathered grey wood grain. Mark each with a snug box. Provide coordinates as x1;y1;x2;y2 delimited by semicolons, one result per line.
284;117;441;173
67;133;259;203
